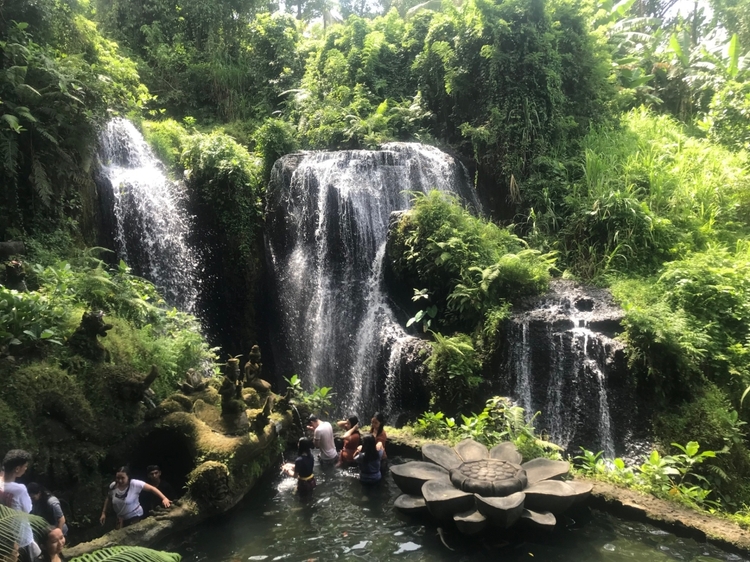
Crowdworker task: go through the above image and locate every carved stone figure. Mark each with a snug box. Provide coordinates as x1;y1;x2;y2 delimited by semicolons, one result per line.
181;368;207;394
244;345;271;393
220;357;245;417
67;311;113;362
3;260;27;291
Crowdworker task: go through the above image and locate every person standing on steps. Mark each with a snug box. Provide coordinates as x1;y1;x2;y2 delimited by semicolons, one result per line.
307;415;338;466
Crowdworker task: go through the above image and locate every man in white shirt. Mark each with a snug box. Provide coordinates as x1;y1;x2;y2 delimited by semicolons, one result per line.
307;415;338;465
2;449;39;562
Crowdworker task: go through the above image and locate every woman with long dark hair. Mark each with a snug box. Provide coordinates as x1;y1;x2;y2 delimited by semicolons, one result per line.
26;484;67;537
99;466;171;529
37;526;65;562
281;438;316;497
369;412;388;472
336;415;361;467
354;434;384;483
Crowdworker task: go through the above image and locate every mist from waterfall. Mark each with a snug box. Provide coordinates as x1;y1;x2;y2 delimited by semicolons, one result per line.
98;118;198;313
266;143;480;417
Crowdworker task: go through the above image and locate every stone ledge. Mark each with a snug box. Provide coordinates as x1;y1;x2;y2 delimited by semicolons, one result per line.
585;479;750;556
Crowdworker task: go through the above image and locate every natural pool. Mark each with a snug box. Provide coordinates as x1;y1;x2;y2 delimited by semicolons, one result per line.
167;457;747;562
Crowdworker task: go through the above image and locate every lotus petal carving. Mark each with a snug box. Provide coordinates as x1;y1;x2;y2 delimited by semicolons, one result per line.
393;439;590;534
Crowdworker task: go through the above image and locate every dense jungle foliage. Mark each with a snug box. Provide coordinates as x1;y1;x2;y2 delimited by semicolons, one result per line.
3;0;750;523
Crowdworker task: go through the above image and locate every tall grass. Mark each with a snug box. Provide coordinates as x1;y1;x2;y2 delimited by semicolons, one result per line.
538;107;750;279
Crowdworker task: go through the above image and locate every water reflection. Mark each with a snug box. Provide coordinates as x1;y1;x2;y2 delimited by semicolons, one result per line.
167;457;745;562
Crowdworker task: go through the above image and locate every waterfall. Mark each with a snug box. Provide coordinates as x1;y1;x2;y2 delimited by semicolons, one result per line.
266;143;480;417
98;118;198;312
503;281;625;456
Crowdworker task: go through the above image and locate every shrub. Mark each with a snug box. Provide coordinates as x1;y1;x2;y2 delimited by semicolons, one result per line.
390;191;554;331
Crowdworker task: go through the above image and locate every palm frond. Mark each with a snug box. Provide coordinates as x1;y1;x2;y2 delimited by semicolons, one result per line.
0;505;49;560
69;546;182;562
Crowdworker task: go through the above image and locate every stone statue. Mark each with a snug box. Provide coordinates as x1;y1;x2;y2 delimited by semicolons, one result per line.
181;368;207;394
219;357;245;416
3;260;27;291
244;345;271;393
67;311;113;362
243;345;262;385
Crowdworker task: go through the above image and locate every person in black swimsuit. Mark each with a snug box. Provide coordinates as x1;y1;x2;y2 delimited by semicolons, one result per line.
281;438;316;498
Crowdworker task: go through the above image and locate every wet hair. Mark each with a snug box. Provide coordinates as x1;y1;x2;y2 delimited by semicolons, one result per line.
371;412;385;437
2;449;31;473
360;434;379;463
348;415;359;428
308;414;318;423
297;438;313;457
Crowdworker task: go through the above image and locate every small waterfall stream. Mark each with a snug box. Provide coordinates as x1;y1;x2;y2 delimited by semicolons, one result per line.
502;281;628;456
98;118;198;312
266;143;480;417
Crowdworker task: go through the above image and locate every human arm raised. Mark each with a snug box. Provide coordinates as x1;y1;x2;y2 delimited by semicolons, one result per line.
142;483;171;509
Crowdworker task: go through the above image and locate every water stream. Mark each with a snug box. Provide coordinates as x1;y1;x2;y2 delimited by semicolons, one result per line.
98;118;198;312
266;144;480;417
166;460;744;562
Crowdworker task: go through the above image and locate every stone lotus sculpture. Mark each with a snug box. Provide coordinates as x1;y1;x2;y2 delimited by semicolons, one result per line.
391;439;592;535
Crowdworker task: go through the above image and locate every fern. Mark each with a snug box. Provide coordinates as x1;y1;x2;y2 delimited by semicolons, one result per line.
31;151;53;206
69;546;182;562
0;505;49;560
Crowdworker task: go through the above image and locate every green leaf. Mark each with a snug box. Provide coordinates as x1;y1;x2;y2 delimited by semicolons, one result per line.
69;546;182;562
685;441;700;457
727;34;739;79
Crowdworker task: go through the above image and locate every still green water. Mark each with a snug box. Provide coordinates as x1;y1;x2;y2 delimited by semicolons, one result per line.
167;457;746;562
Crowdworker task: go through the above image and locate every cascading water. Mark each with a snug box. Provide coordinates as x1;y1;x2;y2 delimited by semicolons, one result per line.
266;143;480;417
98;118;198;312
500;281;630;457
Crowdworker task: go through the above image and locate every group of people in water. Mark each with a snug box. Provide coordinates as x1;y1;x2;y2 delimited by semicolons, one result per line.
1;411;387;558
1;449;176;562
281;412;388;496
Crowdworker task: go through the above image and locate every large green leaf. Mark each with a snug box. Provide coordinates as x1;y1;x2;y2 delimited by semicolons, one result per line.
0;505;49;559
69;546;182;562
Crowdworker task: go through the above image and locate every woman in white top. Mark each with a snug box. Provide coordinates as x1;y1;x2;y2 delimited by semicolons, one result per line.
99;466;171;529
